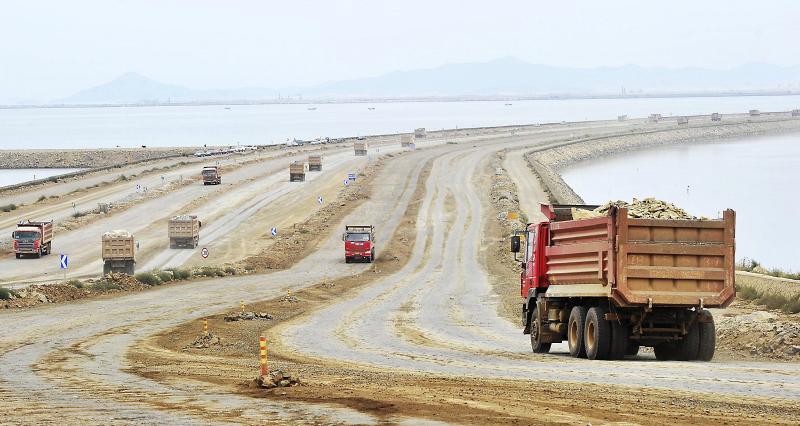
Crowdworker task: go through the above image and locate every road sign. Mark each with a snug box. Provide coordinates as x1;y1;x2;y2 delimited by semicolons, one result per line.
59;254;68;269
317;196;323;204
347;173;357;181
271;227;278;236
201;247;209;258
343;179;349;186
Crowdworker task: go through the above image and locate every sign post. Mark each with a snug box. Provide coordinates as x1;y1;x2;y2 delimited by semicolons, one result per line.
59;254;68;280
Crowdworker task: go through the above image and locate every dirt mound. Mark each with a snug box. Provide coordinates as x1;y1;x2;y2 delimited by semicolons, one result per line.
717;308;800;360
224;312;273;322
187;333;222;349
255;369;301;389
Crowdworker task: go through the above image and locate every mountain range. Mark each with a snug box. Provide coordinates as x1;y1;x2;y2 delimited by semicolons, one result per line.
58;57;800;104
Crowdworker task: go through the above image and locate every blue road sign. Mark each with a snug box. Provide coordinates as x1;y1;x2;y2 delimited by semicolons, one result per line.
343;179;349;186
317;196;323;204
271;227;278;236
59;254;68;269
347;173;357;181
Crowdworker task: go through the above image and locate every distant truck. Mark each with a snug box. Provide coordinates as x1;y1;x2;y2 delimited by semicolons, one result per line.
414;127;427;138
289;162;306;182
102;230;135;275
168;215;200;248
354;142;367;156
711;112;722;122
677;116;689;125
400;134;414;147
308;155;323;171
749;109;761;117
202;166;222;185
792;109;800;117
12;220;53;259
343;225;375;263
511;204;735;361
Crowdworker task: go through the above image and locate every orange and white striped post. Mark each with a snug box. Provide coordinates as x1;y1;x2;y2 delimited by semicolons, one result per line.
259;336;268;376
203;318;209;336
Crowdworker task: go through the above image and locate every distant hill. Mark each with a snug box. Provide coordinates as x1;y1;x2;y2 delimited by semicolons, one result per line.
57;58;800;104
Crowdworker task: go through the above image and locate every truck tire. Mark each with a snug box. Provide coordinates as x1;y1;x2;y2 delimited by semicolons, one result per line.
125;261;135;275
608;320;629;360
654;342;678;361
103;262;111;276
345;257;351;264
15;253;21;259
585;306;612;360
46;242;52;255
567;306;588;358
626;342;640;357
697;311;716;361
530;305;551;354
677;321;701;361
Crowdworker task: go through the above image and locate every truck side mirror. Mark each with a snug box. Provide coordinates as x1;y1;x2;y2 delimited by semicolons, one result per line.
510;235;521;253
342;233;346;241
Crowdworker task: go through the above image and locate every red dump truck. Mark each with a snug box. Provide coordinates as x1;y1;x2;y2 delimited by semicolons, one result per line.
12;220;54;258
343;225;375;263
202;166;222;185
511;204;735;361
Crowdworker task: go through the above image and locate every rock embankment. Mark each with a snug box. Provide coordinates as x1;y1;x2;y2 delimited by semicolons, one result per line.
0;148;199;169
527;118;800;204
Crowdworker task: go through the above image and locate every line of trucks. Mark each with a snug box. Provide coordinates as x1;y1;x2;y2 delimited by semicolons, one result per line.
289;155;323;182
511;203;736;361
13;216;202;275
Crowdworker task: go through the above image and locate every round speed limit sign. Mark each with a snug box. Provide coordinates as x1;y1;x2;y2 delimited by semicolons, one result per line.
201;247;209;259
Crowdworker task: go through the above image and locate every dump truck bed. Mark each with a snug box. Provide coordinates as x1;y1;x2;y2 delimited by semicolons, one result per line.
168;215;199;238
102;230;135;260
543;206;735;308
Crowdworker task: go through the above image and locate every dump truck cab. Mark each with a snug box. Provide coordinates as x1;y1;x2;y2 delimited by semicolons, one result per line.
343;225;375;263
202;166;222;185
12;220;53;259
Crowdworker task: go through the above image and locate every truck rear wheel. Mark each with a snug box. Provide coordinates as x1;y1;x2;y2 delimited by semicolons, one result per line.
103;262;111;276
697;311;716;361
626;342;640;357
608;320;629;360
567;306;588;358
654;342;678;361
125;261;135;275
15;253;21;259
677;321;701;361
530;305;551;354
585;307;611;360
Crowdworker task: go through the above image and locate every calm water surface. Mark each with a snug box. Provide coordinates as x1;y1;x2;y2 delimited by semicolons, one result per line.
0;168;84;188
1;95;799;149
561;134;800;270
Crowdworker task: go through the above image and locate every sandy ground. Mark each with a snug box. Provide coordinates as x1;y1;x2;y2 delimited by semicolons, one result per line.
2;116;800;424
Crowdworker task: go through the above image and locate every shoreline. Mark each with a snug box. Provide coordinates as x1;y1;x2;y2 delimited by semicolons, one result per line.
526;116;800;204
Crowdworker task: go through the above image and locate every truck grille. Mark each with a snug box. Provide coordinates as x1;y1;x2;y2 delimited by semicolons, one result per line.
17;242;35;252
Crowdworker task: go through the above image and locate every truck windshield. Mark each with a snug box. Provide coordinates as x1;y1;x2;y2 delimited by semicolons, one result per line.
202;170;216;175
13;231;39;239
345;233;370;242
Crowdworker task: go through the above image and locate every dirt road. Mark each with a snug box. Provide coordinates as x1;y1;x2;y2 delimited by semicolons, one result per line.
2;119;799;424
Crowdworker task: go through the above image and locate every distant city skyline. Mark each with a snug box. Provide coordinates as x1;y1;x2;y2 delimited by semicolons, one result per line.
2;0;799;102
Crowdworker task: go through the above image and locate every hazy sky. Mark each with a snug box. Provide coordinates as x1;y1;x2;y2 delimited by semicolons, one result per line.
2;0;798;101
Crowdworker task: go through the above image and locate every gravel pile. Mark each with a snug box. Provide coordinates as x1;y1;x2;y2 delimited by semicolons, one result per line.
716;310;800;359
572;198;696;220
256;369;301;389
187;333;222;349
223;311;273;322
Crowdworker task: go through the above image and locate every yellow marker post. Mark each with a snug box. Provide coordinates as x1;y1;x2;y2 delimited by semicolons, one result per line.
240;300;245;312
287;289;291;297
203;318;209;336
507;212;519;220
259;336;268;376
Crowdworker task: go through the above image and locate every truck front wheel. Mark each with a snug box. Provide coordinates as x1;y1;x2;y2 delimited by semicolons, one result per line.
568;306;588;358
530;305;551;354
585;306;612;360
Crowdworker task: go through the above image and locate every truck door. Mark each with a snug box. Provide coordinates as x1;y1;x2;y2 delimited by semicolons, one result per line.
520;228;537;297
